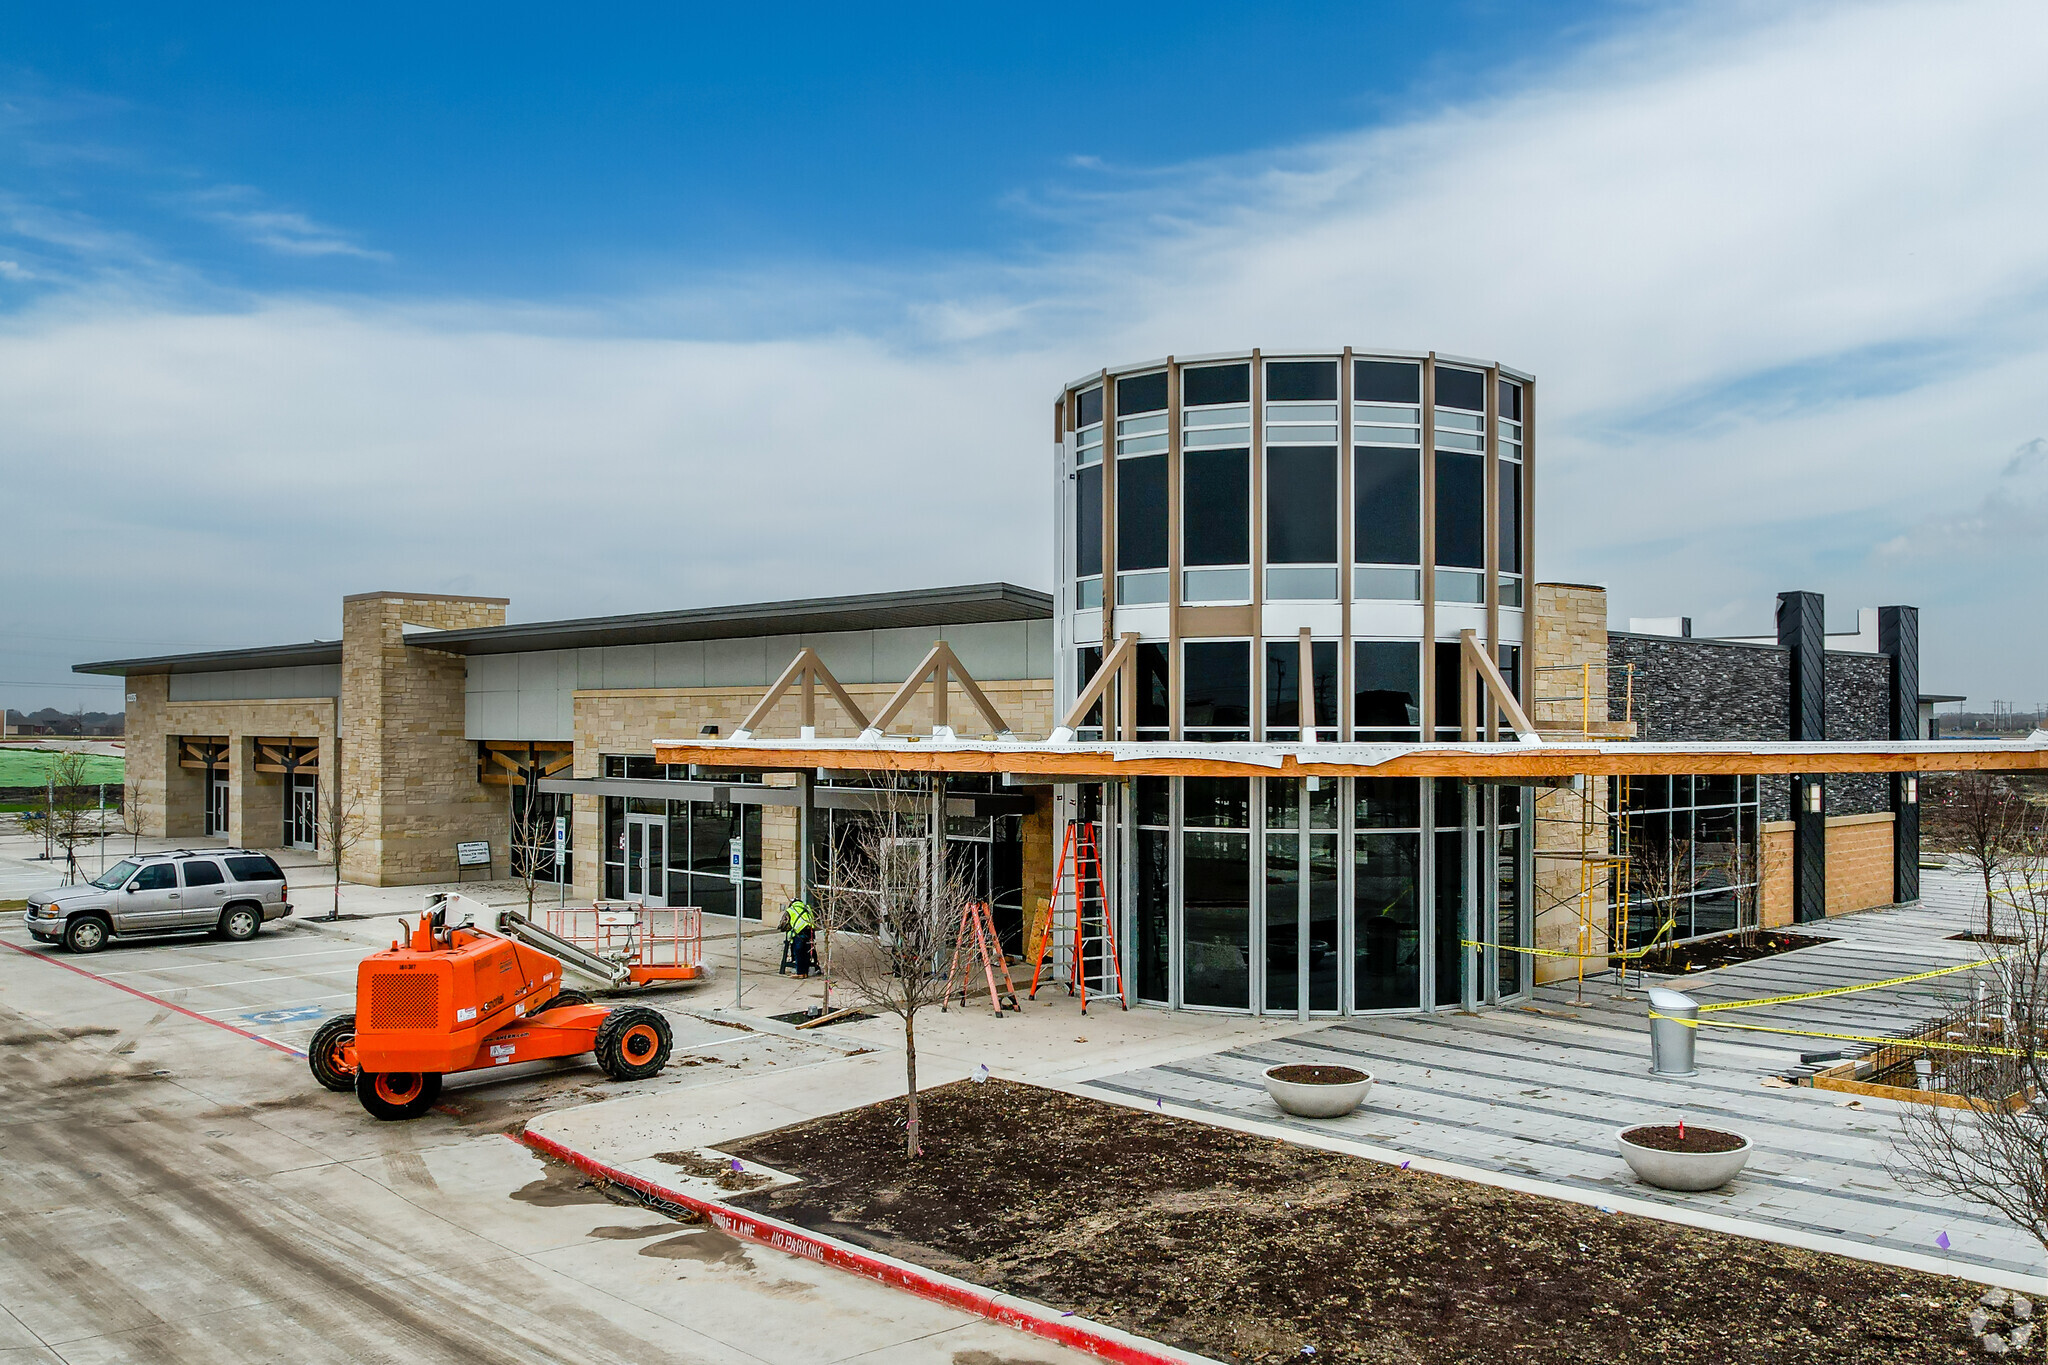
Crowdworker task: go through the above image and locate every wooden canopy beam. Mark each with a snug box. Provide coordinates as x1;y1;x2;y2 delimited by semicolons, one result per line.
650;738;2048;781
1458;629;1539;743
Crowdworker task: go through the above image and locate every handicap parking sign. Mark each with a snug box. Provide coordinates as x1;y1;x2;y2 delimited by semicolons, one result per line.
241;1005;325;1025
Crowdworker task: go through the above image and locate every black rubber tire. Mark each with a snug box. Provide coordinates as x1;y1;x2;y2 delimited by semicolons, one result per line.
307;1014;358;1093
218;904;261;941
593;1006;672;1081
63;916;109;953
355;1069;442;1121
532;988;593;1014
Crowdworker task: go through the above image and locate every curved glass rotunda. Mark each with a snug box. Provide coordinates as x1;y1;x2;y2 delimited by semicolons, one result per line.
1053;349;1536;1015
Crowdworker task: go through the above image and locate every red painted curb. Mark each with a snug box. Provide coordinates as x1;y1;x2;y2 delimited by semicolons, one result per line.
3;939;309;1058
517;1128;1205;1365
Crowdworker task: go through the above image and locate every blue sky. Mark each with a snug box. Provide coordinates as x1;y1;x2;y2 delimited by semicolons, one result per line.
5;4;1620;304
3;0;2046;714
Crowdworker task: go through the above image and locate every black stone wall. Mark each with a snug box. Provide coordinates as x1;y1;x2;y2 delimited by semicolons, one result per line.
1824;651;1893;815
1606;634;1790;744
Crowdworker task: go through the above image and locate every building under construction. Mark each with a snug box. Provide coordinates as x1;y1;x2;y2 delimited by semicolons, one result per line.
79;346;2027;1019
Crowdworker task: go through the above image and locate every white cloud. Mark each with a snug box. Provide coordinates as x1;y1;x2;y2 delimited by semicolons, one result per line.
187;186;390;261
5;0;2048;707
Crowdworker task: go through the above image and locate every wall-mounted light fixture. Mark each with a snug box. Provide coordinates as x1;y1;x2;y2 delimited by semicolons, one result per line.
1805;781;1823;814
1904;775;1918;805
699;724;720;737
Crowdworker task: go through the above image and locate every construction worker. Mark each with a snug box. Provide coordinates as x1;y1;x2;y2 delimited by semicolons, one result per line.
784;896;816;979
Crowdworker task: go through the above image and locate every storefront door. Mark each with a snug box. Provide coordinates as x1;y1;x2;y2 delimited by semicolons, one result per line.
625;813;666;907
207;776;230;839
1262;779;1341;1017
288;775;318;850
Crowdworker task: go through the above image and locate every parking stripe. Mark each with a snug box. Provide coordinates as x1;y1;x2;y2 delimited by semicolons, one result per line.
93;945;364;976
1;940;308;1058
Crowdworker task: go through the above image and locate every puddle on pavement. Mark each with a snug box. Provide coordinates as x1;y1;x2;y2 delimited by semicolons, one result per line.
637;1227;750;1267
512;1161;632;1209
587;1223;680;1240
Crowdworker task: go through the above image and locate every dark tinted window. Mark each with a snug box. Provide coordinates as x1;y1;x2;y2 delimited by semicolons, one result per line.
1354;448;1420;564
1136;776;1171;827
1434;453;1485;568
1355;642;1421;730
1075;465;1102;577
1434;641;1463;738
1183;363;1249;407
1266;446;1338;563
1498;463;1522;573
1265;641;1339;732
1118;371;1167;415
1137;643;1170;732
1436;367;1486;412
1356;777;1421;827
1183;641;1251;731
1356;360;1421;404
1116;456;1168;571
1075;646;1103;728
132;864;176;891
1267;360;1338;402
1184;776;1251;828
227;855;284;882
1075;386;1103;428
1498;379;1522;421
1183;448;1249;566
626;755;661;779
180;860;225;887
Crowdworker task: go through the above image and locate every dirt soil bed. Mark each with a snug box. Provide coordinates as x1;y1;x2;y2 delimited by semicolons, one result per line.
1620;1124;1745;1154
1634;930;1833;975
728;1079;1983;1365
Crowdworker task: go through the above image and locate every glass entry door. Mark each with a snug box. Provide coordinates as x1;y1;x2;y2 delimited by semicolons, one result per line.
207;775;230;838
625;813;666;907
288;774;318;850
1261;779;1341;1016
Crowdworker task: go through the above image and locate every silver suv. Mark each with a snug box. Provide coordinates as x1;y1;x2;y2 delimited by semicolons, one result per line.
24;849;293;953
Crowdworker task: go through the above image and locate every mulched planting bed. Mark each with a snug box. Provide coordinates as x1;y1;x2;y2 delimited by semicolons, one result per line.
1633;930;1833;975
727;1079;1984;1365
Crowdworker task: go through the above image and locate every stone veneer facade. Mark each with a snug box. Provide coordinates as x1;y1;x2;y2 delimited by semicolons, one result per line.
339;592;510;886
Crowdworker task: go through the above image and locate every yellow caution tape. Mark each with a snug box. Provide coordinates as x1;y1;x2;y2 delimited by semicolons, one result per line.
1648;1011;2029;1059
1695;958;1989;1012
1463;917;1677;963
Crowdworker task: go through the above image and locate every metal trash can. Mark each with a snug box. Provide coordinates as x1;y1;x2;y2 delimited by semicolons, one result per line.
1648;987;1700;1078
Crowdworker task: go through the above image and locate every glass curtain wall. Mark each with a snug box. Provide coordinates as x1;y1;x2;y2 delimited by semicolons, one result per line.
1611;775;1762;947
1354;359;1423;603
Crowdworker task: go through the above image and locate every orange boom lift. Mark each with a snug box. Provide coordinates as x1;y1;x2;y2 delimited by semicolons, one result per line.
307;893;673;1120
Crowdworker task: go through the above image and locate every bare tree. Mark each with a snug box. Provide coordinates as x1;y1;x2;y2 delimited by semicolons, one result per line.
509;782;554;915
817;782;971;1158
322;770;366;920
45;753;99;884
1888;852;2048;1260
1923;772;2035;941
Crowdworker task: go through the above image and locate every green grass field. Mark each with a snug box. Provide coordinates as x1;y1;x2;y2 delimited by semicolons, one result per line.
0;748;125;788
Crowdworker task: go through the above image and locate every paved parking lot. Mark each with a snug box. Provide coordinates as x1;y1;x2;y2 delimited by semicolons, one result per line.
0;833;1095;1365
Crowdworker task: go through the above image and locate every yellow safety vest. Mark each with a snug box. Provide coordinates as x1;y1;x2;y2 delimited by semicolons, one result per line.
786;901;814;935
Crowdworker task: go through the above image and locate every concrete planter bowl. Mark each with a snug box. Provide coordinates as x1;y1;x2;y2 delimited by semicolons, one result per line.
1263;1064;1372;1118
1616;1125;1753;1191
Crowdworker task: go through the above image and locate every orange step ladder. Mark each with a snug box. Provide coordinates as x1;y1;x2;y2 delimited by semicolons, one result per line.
945;900;1020;1016
1028;820;1127;1013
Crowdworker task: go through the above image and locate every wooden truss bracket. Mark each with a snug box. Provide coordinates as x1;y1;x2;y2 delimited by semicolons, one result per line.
477;741;575;787
1458;629;1540;744
733;648;872;741
1051;633;1140;743
861;640;1012;741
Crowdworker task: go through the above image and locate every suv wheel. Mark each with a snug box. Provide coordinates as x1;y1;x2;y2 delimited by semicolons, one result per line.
63;916;110;954
219;905;261;941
